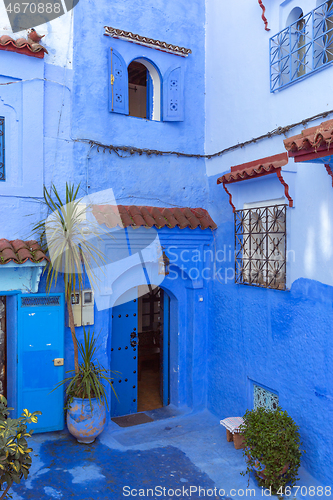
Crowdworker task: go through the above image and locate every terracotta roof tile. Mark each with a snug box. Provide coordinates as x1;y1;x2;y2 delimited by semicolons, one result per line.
161;208;178;228
104;26;191;57
217;153;288;184
0;239;48;265
217;153;294;211
0;34;48;59
92;205;217;230
139;206;156;227
284;119;333;156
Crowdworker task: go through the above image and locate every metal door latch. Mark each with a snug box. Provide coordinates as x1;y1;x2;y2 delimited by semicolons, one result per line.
53;358;64;366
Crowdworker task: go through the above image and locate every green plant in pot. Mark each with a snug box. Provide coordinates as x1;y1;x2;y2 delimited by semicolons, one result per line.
240;405;304;496
55;328;118;444
0;395;41;499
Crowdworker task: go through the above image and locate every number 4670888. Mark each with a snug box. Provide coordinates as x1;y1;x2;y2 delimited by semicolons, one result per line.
276;486;331;497
6;3;61;14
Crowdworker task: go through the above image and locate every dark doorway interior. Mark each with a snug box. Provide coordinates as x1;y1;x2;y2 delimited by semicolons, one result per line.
137;287;165;412
0;296;6;397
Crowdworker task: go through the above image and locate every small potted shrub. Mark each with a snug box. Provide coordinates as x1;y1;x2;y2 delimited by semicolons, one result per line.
0;395;41;499
55;328;118;444
240;405;304;496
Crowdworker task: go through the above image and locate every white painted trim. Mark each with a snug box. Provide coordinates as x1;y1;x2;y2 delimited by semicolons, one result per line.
136;58;161;122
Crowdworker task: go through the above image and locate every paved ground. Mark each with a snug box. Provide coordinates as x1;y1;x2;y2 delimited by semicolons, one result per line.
11;407;327;500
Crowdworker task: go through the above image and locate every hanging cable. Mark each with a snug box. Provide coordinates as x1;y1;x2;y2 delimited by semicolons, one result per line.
74;107;333;161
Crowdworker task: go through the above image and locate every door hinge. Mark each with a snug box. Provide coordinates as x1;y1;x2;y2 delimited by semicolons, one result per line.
111;74;115;85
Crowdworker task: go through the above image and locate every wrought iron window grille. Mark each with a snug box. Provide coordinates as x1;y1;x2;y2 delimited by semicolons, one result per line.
270;0;333;91
253;384;279;411
0;117;4;181
234;204;287;290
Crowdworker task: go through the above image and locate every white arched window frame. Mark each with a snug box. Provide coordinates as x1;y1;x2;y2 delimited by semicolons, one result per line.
133;58;161;122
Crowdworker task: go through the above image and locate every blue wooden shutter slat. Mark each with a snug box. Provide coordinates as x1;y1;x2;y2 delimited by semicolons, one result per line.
108;48;129;115
163;66;184;122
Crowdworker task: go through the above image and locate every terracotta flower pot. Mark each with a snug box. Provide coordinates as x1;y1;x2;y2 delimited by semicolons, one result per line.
247;454;289;479
257;462;289;480
67;397;106;444
233;432;245;449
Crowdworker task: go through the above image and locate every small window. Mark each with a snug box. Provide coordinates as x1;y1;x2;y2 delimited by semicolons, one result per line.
253;384;279;411
235;204;287;289
127;59;161;121
108;48;184;121
0;117;4;181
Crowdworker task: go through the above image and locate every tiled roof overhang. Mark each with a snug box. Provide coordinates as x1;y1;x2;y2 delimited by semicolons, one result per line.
0;239;48;265
217;153;293;212
104;26;191;57
284;118;333;186
92;205;217;230
0;35;48;58
284;118;333;162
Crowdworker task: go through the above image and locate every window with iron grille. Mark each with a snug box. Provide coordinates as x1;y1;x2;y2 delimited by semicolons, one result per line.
253;384;279;411
235;204;287;290
0;117;4;181
270;0;333;91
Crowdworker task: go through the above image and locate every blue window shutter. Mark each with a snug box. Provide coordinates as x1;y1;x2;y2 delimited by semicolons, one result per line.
163;66;184;122
108;48;129;115
0;117;4;181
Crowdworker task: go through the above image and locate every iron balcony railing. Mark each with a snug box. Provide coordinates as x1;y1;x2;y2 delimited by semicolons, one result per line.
270;0;333;91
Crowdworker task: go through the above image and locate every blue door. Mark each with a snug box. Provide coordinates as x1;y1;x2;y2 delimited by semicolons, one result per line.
18;294;65;433
111;296;138;417
111;287;170;417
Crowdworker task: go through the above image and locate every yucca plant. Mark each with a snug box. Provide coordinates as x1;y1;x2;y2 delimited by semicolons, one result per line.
0;396;41;500
55;328;118;411
31;183;105;374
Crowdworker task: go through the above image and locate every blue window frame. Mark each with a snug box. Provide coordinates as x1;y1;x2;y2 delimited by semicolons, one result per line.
0;117;4;181
270;0;333;91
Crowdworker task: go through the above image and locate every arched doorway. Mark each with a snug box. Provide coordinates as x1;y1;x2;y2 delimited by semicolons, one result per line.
110;285;170;417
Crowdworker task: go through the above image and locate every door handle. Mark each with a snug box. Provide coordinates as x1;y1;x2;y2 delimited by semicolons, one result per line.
53;358;64;366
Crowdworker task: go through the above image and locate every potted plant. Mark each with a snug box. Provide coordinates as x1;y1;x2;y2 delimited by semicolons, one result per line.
55;328;118;444
0;395;41;499
240;405;304;496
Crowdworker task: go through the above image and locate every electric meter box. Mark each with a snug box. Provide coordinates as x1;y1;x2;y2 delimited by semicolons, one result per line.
70;292;82;327
82;289;94;326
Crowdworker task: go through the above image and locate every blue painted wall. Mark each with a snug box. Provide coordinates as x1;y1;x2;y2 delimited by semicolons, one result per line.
205;0;333;483
1;0;333;486
67;0;207;206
